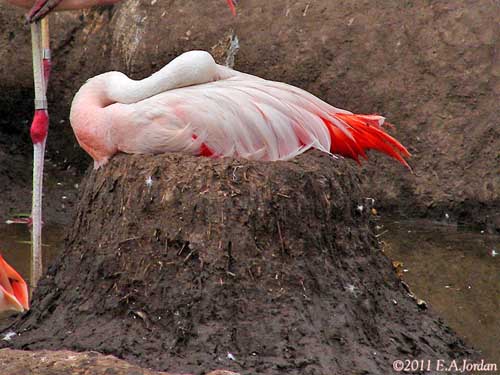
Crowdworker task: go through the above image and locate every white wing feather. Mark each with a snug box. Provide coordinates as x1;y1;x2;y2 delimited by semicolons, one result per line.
112;76;352;161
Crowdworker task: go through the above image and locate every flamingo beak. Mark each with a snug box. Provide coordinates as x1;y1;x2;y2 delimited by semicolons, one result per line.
25;0;62;23
0;255;29;313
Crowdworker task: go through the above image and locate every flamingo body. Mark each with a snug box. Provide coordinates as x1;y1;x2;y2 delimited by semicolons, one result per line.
70;51;410;169
0;255;29;313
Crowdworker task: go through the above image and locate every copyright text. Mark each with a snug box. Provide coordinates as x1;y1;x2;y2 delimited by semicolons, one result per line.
392;359;497;373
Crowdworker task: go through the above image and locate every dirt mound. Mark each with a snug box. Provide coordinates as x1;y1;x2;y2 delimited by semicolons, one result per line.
0;0;498;229
2;152;473;374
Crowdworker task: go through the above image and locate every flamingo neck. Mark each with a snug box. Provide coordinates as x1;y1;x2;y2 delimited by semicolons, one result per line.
106;50;219;104
73;51;219;109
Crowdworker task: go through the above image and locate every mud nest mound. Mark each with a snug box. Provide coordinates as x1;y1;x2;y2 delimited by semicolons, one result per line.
3;151;472;374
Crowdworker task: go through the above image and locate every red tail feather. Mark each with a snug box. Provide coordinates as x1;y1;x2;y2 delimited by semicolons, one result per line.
321;118;365;163
327;113;410;168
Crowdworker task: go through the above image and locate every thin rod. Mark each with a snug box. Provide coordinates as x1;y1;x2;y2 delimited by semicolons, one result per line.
29;19;48;293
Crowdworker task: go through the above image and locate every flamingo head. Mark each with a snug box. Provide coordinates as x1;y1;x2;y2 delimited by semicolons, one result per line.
0;255;29;313
25;0;233;22
25;0;62;23
25;0;122;23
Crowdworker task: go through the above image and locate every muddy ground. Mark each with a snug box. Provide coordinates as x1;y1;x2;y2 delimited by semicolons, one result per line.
0;349;237;375
1;152;474;374
0;0;498;230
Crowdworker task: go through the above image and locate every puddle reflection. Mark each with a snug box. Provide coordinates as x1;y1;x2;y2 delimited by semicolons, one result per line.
380;218;499;362
0;223;64;319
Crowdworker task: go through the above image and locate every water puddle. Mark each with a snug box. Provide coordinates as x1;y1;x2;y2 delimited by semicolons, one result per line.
379;218;499;362
0;223;64;320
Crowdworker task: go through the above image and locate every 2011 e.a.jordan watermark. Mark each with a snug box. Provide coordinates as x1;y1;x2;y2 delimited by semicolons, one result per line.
392;359;498;373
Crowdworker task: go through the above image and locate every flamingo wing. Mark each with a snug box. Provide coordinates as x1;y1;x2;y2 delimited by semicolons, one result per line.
108;76;410;167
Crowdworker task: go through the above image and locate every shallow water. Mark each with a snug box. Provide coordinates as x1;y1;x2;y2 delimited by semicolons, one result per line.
0;223;64;283
0;223;63;320
379;218;499;363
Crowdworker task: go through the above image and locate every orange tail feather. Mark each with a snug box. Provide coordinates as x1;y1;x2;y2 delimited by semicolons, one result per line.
0;255;29;311
328;113;410;168
321;118;366;163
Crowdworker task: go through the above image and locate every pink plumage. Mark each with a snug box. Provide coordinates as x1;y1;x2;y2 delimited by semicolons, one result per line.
69;51;410;169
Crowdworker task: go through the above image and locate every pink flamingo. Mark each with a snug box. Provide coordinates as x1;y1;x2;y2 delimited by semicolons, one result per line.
0;255;29;313
70;50;410;169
